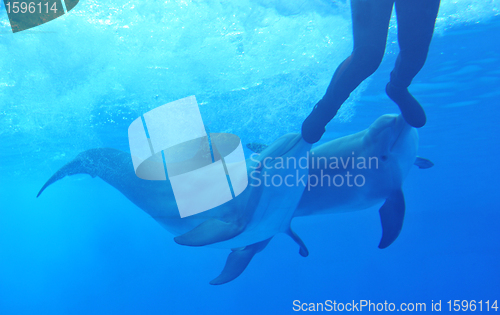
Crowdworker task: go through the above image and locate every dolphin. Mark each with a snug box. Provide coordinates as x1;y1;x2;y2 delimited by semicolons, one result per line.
37;133;312;284
250;114;433;247
295;113;433;248
37;114;432;284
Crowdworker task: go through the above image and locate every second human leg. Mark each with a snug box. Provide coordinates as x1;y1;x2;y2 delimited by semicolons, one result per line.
386;0;441;127
302;0;396;143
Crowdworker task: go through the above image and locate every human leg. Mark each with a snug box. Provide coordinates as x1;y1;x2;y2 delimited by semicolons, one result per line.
302;0;395;143
386;0;441;127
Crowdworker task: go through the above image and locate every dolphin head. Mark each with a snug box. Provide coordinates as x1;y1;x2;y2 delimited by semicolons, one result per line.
363;114;418;175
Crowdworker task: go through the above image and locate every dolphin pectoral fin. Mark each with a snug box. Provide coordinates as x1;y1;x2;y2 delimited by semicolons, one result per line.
378;189;405;249
210;238;272;285
414;157;434;169
174;219;244;247
286;228;309;257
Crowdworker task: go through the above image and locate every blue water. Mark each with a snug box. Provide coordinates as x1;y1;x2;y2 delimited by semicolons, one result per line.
1;1;499;314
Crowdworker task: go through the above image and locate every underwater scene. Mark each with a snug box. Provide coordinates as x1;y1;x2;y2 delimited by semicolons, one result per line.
1;0;499;314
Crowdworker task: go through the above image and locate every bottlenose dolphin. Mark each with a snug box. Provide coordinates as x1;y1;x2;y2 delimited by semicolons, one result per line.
37;114;432;284
295;113;433;248
37;133;312;284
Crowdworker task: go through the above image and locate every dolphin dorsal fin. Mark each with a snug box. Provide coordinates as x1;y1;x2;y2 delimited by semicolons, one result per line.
414;157;434;169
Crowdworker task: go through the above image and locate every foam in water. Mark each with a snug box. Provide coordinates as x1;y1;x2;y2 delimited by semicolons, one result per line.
0;0;498;175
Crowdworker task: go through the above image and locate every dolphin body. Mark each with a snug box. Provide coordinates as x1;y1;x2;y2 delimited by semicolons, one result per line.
294;114;433;248
37;114;432;284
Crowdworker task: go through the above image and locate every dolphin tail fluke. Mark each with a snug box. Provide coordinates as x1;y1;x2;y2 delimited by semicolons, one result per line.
378;189;405;249
210;238;272;285
36;149;105;198
286;228;309;257
174;219;244;247
37;169;66;198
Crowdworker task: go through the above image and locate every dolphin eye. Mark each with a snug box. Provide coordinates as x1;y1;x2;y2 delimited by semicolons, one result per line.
381;155;388;161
